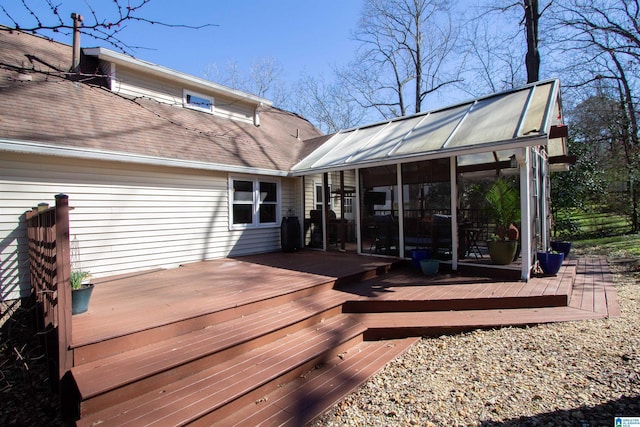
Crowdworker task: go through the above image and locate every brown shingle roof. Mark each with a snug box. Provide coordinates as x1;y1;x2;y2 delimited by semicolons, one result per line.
0;29;323;173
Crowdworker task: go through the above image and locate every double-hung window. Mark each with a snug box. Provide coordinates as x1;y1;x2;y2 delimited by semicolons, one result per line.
229;177;280;229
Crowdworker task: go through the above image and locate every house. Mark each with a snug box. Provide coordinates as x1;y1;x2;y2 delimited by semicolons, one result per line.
0;28;570;303
0;28;324;301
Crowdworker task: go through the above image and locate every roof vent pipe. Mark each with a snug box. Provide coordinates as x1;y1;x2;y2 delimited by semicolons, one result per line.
71;13;83;73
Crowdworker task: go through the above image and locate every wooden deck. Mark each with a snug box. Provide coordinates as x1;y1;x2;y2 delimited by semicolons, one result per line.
67;251;617;426
72;251;397;350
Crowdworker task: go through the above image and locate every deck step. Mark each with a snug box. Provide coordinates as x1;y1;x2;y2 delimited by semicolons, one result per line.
72;289;350;417
355;305;609;340
342;261;577;314
77;313;367;427
209;337;418;427
72;262;342;364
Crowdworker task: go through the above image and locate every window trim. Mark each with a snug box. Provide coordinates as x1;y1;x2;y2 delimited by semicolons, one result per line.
229;176;281;230
183;89;215;114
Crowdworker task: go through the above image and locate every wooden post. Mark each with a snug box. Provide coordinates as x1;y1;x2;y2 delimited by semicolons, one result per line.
55;194;73;379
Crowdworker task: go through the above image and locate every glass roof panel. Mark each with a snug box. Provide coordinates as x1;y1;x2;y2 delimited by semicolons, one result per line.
334;122;397;164
393;104;471;156
519;81;552;137
291;79;561;174
293;131;356;170
446;89;531;149
347;115;426;163
456;152;495;167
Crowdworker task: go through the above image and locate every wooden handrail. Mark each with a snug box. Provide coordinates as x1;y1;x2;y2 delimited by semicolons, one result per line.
26;194;73;384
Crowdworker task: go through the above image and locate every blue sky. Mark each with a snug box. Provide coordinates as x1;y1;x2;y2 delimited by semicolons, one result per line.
3;1;363;83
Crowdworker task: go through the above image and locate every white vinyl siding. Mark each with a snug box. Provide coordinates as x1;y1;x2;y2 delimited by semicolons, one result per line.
111;66;254;123
0;153;295;300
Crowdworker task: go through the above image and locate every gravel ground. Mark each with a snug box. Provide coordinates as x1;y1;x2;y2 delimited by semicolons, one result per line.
0;300;64;426
310;255;640;427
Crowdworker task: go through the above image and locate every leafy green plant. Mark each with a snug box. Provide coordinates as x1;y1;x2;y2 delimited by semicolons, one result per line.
70;270;91;290
485;178;520;240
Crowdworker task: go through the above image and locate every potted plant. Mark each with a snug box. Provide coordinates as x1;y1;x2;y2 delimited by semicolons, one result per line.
485;179;520;265
71;270;93;314
419;258;439;276
410;248;432;269
537;250;565;275
550;240;572;259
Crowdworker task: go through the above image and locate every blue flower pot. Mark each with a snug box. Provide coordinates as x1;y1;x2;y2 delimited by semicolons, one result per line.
537;252;564;275
420;259;439;276
72;284;94;314
411;249;432;269
550;241;572;259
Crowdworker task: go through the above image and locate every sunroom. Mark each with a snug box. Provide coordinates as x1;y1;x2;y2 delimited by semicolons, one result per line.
291;79;571;281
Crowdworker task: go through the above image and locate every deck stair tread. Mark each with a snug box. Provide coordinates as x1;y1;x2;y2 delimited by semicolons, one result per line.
71;259;340;348
212;338;419;427
71;288;349;401
355;305;608;333
77;313;367;427
341;261;577;313
354;256;617;339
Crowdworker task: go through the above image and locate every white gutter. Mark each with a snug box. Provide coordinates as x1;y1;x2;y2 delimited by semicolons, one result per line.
0;139;289;177
83;47;272;107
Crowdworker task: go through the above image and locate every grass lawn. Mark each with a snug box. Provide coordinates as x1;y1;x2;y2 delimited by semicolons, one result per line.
571;233;640;258
554;208;632;239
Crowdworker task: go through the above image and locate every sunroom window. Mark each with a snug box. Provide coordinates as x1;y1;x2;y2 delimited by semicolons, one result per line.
229;177;280;228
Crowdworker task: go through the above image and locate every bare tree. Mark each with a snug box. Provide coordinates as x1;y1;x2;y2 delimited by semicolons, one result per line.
0;0;213;53
203;57;290;107
552;0;640;231
291;73;367;134
459;16;525;96
338;0;462;119
484;0;553;84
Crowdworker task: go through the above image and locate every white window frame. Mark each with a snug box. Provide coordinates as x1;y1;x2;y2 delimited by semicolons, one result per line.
314;182;332;211
228;176;281;230
183;89;215;114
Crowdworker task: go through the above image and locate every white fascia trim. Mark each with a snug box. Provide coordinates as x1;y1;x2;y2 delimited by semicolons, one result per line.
0;139;288;177
83;47;272;107
289;135;549;177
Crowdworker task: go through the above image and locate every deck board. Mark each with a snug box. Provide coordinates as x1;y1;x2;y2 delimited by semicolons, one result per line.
78;314;367;427
72;290;347;401
72;253;393;347
213;338;419;427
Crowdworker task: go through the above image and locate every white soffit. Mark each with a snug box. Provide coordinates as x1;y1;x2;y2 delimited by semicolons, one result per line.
292;79;561;175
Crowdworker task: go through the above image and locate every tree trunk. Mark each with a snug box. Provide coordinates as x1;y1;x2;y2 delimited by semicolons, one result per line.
524;0;540;83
